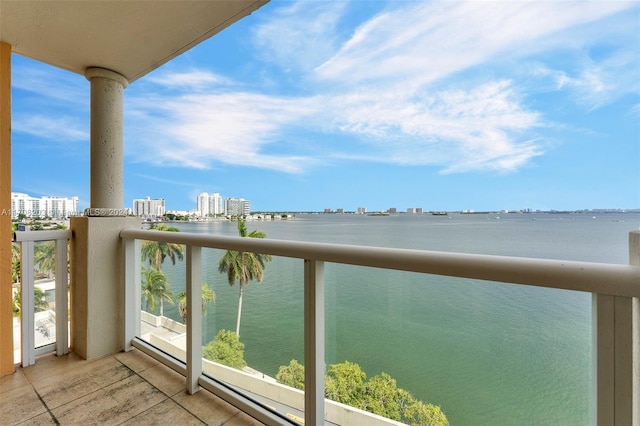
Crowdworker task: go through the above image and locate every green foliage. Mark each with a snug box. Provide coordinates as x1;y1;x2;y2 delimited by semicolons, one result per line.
275;359;305;390
141;266;174;315
13;286;49;317
202;329;246;369
276;359;449;426
141;224;184;271
11;243;20;284
404;400;449;426
325;361;367;407
34;241;56;278
175;283;216;323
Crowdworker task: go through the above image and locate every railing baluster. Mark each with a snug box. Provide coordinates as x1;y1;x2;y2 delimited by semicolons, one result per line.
123;238;140;351
54;238;69;356
20;240;35;366
304;259;325;426
186;245;202;394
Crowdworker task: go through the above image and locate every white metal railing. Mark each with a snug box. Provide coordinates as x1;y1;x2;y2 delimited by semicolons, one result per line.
121;228;640;426
13;229;71;366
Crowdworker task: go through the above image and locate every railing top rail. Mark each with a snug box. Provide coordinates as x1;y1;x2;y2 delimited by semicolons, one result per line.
121;227;640;298
14;229;72;242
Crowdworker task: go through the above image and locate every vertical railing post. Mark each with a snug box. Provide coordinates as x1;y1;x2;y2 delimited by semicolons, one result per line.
54;238;69;356
20;240;35;366
123;237;140;351
186;245;202;394
593;231;640;426
304;259;324;426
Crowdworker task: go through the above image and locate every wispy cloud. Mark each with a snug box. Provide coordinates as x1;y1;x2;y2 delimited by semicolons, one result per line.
146;70;232;90
13;114;88;142
124;0;638;176
126;90;323;172
252;1;348;73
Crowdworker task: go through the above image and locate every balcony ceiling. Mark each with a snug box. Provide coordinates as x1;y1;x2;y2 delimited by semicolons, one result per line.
0;0;268;83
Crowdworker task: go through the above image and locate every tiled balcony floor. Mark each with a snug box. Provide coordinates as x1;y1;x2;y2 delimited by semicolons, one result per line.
0;349;266;425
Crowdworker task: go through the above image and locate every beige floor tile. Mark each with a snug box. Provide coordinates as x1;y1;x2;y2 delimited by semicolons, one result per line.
33;356;133;409
138;362;186;397
172;389;242;426
122;398;205;426
52;374;167;425
115;349;162;373
15;411;57;425
0;382;47;425
20;352;86;383
0;368;29;394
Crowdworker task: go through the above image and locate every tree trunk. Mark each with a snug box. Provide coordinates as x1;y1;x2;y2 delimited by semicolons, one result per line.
236;282;244;336
160;298;164;317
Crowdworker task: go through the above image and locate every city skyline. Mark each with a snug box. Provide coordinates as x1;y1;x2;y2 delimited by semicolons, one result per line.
10;1;640;213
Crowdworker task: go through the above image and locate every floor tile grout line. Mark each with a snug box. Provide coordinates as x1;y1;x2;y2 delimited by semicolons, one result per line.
27;357;137;412
30;383;60;426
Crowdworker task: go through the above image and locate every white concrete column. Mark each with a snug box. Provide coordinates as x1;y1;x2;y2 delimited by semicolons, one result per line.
71;216;141;359
84;67;128;216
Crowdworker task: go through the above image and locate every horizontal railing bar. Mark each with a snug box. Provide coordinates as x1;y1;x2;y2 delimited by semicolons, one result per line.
13;229;72;242
34;343;56;357
131;337;187;376
121;228;640;298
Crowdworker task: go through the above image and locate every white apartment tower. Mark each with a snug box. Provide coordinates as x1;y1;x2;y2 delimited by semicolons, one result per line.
133;197;165;218
197;192;210;217
209;192;223;215
11;192;79;219
225;198;250;217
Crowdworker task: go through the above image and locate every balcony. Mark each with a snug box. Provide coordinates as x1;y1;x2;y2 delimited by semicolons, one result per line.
9;226;640;425
1;349;263;425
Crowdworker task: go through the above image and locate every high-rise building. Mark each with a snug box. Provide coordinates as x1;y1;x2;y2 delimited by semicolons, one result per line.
11;192;79;219
133;197;165;218
357;207;367;214
197;192;209;217
209;192;223;215
225;198;250;216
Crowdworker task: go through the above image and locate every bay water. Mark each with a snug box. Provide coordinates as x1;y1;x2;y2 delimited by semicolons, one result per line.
158;212;640;425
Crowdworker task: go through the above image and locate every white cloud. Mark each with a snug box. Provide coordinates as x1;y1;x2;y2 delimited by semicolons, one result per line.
126;91;322;172
252;1;348;72
322;80;543;173
13;115;88;142
315;1;634;88
147;70;232;90
124;0;637;175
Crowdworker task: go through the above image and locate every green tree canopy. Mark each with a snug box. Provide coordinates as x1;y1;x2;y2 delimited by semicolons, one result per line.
175;283;216;323
275;360;449;426
202;329;246;369
275;359;305;390
218;220;272;336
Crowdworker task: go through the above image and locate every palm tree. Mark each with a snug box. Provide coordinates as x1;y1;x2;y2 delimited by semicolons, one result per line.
218;220;272;337
141;266;174;316
141;224;184;271
175;283;216;323
34;241;56;278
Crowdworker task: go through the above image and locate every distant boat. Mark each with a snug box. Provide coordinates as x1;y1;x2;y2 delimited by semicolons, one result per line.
367;212;389;216
431;211;448;216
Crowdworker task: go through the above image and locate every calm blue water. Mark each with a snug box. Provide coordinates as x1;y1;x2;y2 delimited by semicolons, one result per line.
157;212;640;425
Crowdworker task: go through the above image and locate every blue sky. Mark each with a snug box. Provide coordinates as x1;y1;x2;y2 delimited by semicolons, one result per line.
11;1;640;213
